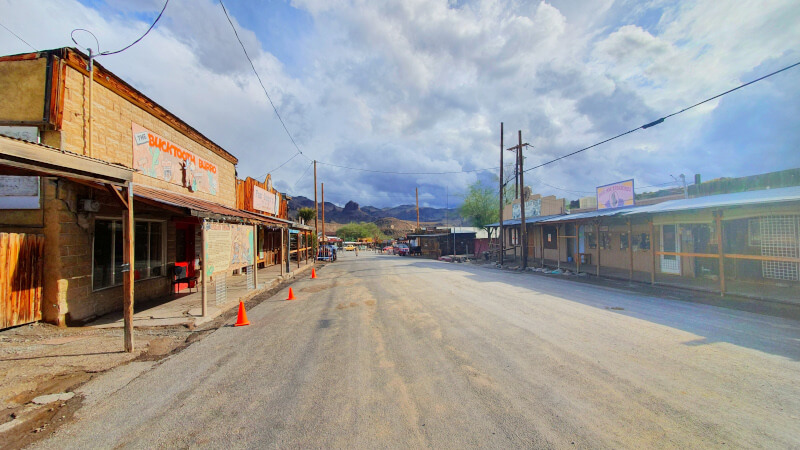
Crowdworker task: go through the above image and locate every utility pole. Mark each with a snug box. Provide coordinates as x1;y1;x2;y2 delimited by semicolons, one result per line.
314;160;318;241
415;187;420;231
506;137;530;269
321;182;326;247
518;130;527;269
499;122;504;266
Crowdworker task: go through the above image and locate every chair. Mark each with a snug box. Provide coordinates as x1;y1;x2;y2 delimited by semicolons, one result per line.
172;264;199;295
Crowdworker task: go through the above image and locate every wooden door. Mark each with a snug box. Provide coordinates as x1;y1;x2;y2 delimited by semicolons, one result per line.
1;233;44;329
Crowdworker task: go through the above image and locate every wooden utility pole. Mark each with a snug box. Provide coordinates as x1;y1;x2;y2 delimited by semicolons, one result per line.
314;160;318;241
499;122;504;266
321;182;326;246
416;187;420;231
518;130;527;269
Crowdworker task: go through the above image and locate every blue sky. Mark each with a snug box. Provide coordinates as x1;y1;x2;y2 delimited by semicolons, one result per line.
1;0;798;208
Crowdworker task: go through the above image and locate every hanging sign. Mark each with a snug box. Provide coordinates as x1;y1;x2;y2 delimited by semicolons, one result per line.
131;122;219;195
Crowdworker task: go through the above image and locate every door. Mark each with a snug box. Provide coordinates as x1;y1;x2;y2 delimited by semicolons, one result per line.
660;224;681;274
1;233;44;329
175;223;196;292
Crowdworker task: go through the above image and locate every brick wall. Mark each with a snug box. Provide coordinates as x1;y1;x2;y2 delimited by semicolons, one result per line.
60;66;237;208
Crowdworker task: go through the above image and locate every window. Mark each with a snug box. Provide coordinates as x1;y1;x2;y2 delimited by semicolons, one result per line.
93;219;165;290
600;231;611;250
543;225;558;249
586;232;597;249
620;232;629;250
632;232;650;251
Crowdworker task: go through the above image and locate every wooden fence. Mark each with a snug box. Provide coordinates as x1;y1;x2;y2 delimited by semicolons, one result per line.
0;233;44;329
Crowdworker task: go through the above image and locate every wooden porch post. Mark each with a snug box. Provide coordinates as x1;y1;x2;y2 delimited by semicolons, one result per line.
596;221;601;277
280;226;285;276
252;224;258;289
556;225;560;270
715;211;726;296
628;219;633;282
540;227;544;268
650;220;656;285
201;219;208;317
576;221;581;274
122;182;134;352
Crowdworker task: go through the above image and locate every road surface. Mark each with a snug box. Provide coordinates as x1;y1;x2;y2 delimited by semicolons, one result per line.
37;252;800;448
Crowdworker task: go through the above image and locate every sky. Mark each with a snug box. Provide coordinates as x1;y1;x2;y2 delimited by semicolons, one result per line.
1;0;799;208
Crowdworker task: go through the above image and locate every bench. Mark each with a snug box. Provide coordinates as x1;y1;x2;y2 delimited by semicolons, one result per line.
172;265;198;295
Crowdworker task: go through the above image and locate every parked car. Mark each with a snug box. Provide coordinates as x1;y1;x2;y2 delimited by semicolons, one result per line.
343;245;356;251
383;246;394;254
396;244;410;256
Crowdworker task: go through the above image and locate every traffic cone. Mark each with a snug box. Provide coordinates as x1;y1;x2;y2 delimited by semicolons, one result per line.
286;287;296;301
234;301;250;327
311;268;317;279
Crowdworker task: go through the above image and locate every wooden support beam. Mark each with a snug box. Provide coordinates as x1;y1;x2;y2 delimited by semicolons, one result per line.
122;183;134;352
715;211;726;296
105;184;127;209
576;222;581;274
201;219;208;317
596;221;601;277
650;221;656;285
627;220;633;282
253;224;258;289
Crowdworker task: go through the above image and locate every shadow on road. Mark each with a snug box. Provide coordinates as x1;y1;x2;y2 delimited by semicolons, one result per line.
403;259;800;362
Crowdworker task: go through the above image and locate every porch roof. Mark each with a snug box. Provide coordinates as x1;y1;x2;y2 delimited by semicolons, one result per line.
620;185;800;216
133;184;286;226
485;215;564;228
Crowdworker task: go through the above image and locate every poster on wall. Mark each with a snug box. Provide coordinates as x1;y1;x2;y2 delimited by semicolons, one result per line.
131;122;219;195
203;222;253;277
512;199;542;219
597;179;635;210
253;185;277;214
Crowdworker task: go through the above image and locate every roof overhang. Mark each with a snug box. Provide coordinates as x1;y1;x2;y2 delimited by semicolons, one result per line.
0;135;133;186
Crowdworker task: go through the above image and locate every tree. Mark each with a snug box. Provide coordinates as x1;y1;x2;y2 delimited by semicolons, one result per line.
297;207;315;225
336;222;388;242
459;180;499;232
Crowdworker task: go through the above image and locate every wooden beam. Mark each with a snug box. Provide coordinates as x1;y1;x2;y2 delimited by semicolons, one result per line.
253;224;258;289
627;220;633;282
715;211;726;296
122;183;134;352
201;220;208;317
596;221;601;277
105;184;127;209
650;221;656;285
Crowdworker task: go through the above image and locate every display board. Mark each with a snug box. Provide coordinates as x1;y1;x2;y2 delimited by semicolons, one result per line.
512;199;541;219
253;185;277;214
597;179;635;210
203;222;254;277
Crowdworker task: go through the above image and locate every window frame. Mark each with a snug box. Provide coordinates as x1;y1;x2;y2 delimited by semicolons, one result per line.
92;217;167;292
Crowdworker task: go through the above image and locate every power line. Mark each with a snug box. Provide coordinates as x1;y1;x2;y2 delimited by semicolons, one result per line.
524;59;800;174
219;0;308;163
99;0;170;56
0;21;38;52
290;161;314;192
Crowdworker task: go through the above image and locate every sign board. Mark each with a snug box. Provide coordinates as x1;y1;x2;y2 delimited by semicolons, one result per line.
0;176;40;209
0;126;39;143
597;179;635;210
131;123;219;195
253;185;277;214
511;199;542;219
203;222;254;277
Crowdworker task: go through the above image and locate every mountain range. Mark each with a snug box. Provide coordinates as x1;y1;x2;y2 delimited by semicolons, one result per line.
288;196;464;225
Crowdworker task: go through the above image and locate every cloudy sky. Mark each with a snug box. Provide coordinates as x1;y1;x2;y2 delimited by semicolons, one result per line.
2;0;799;208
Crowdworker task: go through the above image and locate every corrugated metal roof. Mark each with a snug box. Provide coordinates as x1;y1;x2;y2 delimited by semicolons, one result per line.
486;215;564;227
134;184;285;225
538;206;637;223
622;186;800;216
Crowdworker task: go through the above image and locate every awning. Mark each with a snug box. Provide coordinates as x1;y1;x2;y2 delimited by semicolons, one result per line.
133;184;286;226
0;135;133;185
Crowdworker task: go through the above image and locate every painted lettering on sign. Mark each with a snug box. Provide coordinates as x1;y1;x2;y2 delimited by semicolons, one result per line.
131;123;219;195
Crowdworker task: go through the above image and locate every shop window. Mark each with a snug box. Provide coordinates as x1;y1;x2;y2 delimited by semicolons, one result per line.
620;232;628;250
93;219;165;290
599;231;611;250
632;233;650;251
586;232;597;249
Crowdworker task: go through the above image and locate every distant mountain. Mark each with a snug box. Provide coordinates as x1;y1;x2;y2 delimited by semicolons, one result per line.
287;196;463;225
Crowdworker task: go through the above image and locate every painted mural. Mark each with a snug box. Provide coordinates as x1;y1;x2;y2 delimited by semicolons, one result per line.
597;179;635;210
131;122;219;195
512;199;542;219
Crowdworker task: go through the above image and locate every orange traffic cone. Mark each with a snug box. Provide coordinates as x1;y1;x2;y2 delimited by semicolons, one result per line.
234;301;250;327
286;287;296;301
311;268;317;279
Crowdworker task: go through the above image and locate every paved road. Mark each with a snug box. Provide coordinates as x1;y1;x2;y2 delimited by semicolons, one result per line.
38;252;800;448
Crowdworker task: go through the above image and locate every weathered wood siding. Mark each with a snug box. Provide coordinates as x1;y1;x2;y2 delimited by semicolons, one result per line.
0;233;44;329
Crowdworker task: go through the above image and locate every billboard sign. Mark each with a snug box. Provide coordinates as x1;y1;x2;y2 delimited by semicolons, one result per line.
512;199;541;219
597;179;635;210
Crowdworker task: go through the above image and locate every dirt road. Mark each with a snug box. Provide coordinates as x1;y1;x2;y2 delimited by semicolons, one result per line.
35;252;800;448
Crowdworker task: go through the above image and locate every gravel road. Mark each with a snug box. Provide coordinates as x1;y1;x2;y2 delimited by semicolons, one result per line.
36;252;800;448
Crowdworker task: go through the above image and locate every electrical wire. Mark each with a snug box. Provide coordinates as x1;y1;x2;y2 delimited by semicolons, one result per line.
219;0;308;163
97;0;169;56
0;21;38;52
289;161;314;192
523;59;800;174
